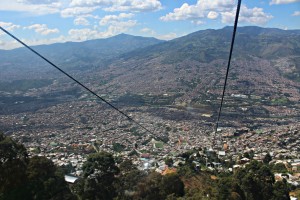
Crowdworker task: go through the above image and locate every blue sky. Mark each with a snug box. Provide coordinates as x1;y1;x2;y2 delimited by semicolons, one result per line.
0;0;299;49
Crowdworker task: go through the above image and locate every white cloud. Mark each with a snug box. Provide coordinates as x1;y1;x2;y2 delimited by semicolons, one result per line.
104;20;137;36
70;0;111;7
160;0;234;21
270;0;300;5
68;28;99;41
61;6;99;18
156;32;177;40
24;35;67;46
74;17;90;25
220;11;235;23
140;28;156;35
191;20;204;25
70;0;162;12
292;11;300;16
240;7;273;24
0;40;22;50
207;11;219;19
160;1;272;25
221;5;273;25
0;0;61;15
17;0;59;4
0;35;67;50
68;20;136;41
119;13;134;18
105;0;162;12
97;13;136;37
25;24;59;35
0;21;21;31
99;13;134;25
0;21;21;36
160;3;205;21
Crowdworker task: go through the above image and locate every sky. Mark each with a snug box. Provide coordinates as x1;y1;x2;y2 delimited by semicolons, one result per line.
0;0;299;50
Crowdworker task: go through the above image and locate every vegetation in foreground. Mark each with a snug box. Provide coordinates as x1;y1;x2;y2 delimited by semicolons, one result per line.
0;132;296;200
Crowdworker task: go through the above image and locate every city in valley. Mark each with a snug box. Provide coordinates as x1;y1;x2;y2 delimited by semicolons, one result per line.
1;61;300;178
1;26;300;199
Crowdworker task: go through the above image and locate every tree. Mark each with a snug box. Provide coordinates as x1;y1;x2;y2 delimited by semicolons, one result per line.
272;163;288;173
0;132;29;199
135;172;163;200
159;173;185;198
217;160;292;200
26;156;73;200
240;172;261;200
82;152;119;178
258;165;274;200
74;151;119;200
248;150;255;159
119;159;136;173
243;152;250;159
0;133;28;193
0;133;74;200
263;153;272;164
272;179;290;200
135;172;185;200
71;178;85;200
233;160;275;200
115;159;146;200
165;157;174;167
112;143;126;153
216;178;243;200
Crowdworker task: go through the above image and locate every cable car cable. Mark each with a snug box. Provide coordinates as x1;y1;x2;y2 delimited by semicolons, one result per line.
0;26;154;136
214;0;242;141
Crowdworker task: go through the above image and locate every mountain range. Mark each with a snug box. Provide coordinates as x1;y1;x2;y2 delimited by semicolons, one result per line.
0;34;163;81
0;26;300;125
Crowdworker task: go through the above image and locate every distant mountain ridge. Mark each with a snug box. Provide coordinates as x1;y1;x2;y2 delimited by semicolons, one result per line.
0;26;300;125
0;33;163;80
118;26;300;64
1;26;299;72
225;26;300;36
1;26;299;82
88;26;300;112
0;33;162;54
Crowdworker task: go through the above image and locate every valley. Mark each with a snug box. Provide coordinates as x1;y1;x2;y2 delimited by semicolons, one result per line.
0;26;299;175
